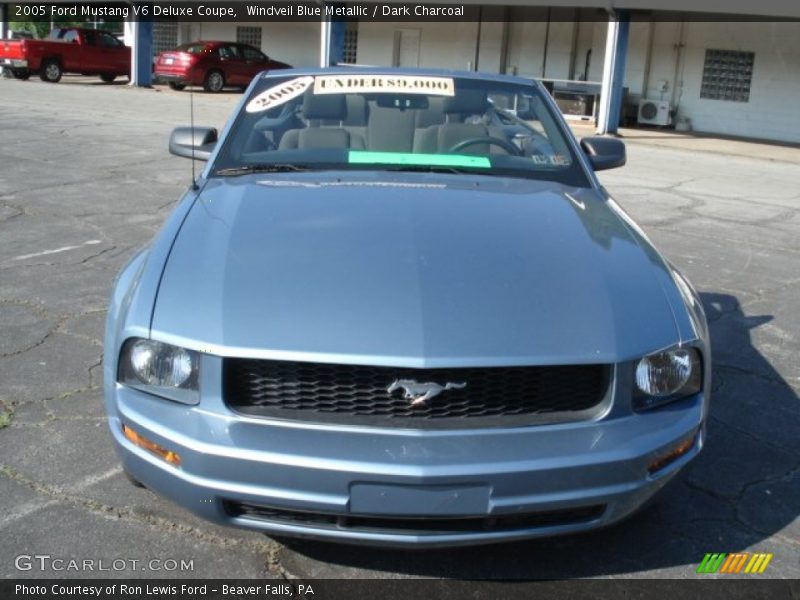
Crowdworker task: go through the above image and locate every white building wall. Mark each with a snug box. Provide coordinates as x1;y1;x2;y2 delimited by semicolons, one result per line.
168;17;800;143
584;20;800;141
357;11;609;83
641;21;684;102
661;22;800;142
503;8;591;80
357;21;482;70
504;19;549;77
572;17;596;81
542;21;577;79
475;12;506;73
621;21;650;98
588;19;675;97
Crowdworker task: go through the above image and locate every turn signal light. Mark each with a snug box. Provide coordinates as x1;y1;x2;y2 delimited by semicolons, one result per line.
647;434;696;475
122;424;182;467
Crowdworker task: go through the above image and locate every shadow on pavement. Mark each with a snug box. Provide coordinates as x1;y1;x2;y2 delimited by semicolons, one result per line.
276;292;799;578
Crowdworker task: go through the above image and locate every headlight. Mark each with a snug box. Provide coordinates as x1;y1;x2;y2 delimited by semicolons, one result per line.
633;347;702;411
118;338;200;404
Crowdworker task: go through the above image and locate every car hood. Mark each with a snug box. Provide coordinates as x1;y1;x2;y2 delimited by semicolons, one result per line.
151;173;681;366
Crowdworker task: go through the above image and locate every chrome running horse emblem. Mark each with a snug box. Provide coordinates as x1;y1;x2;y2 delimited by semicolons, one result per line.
387;379;467;407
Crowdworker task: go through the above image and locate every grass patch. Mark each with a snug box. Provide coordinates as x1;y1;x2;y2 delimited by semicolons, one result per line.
0;411;11;429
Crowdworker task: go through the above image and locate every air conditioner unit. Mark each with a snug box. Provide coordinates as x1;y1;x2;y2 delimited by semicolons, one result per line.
638;99;672;126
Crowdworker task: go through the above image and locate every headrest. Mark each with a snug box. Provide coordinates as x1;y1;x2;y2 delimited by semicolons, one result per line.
443;89;488;115
343;95;368;126
303;93;347;121
415;96;445;128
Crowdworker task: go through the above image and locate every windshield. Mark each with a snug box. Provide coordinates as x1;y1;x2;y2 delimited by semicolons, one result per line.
212;72;589;185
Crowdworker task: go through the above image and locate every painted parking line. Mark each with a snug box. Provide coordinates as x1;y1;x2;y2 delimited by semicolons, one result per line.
12;240;102;261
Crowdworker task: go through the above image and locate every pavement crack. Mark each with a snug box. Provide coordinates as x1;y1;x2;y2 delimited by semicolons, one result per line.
2;158;176;198
682;478;733;505
79;245;116;264
685;434;800;540
714;362;794;389
6;384;101;417
708;415;800;459
0;399;12;429
0;204;24;223
0;464;277;555
0;302;64;359
654;226;800;257
265;545;296;579
734;462;800;537
88;355;104;387
742;278;800;308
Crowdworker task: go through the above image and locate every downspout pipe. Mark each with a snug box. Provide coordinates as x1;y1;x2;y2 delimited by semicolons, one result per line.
473;6;483;71
641;19;655;100
541;8;551;78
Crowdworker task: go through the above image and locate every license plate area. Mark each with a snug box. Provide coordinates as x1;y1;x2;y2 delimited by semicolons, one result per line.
349;483;490;516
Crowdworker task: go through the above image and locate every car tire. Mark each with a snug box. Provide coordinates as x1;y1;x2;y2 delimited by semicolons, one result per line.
11;69;31;80
203;69;225;93
100;74;116;83
39;59;63;83
168;81;187;91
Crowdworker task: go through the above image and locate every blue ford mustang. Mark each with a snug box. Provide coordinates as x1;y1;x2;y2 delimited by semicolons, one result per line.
104;68;710;547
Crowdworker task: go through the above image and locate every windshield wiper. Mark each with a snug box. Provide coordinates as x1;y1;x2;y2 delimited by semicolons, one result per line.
380;165;467;175
216;163;480;177
215;164;314;177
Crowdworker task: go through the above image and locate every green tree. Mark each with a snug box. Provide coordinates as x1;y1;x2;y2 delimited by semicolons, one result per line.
9;16;122;39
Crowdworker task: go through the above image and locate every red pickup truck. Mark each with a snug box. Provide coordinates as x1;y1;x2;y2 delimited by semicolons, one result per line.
1;27;130;83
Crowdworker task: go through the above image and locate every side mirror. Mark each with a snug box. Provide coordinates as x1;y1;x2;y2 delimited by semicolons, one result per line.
580;136;626;171
169;127;218;161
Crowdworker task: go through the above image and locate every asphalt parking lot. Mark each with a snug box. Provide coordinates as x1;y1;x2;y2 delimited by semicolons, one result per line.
1;75;798;579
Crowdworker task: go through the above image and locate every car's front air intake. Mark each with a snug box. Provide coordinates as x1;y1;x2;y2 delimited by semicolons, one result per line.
223;500;606;534
223;359;610;428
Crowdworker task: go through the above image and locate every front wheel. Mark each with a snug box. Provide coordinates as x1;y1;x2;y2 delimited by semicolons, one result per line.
39;59;63;83
203;69;225;93
168;81;187;91
11;69;31;80
100;74;116;83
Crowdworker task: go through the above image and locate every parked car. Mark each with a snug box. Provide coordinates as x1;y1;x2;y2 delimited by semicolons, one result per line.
154;41;291;92
0;27;130;82
105;67;710;547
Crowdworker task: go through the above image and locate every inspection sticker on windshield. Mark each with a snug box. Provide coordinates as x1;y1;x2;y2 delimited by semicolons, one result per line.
314;75;455;96
246;76;315;113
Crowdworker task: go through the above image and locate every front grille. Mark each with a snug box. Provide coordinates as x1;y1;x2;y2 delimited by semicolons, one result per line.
223;359;610;427
224;500;606;534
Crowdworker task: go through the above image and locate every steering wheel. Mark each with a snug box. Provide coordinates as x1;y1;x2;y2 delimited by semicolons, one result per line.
448;136;523;156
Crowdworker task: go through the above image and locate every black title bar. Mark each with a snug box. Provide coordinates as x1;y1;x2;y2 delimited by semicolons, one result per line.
3;579;799;600
7;2;800;22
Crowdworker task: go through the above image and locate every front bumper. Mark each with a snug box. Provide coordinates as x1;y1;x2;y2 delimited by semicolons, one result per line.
107;372;705;547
